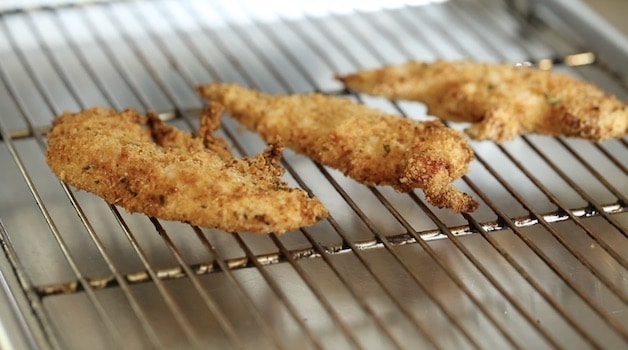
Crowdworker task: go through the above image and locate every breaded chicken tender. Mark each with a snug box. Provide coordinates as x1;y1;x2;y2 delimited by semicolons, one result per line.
336;60;628;142
46;106;328;234
198;83;478;213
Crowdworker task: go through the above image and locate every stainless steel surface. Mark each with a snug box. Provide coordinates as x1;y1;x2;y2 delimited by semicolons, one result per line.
529;0;628;79
0;0;626;349
581;0;628;37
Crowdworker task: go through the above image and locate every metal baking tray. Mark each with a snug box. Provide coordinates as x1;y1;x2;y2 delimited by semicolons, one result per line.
0;0;626;349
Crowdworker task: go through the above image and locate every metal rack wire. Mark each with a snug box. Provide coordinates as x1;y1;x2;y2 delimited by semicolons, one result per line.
0;0;626;349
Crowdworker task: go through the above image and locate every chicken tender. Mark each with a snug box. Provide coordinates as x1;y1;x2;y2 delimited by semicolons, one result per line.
46;106;328;234
336;60;628;142
198;83;478;213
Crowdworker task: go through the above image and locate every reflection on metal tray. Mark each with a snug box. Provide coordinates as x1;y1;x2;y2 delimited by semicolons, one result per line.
0;0;626;349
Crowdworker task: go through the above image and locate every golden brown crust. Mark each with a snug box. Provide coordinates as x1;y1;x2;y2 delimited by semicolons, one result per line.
198;83;478;213
336;60;628;142
46;106;328;234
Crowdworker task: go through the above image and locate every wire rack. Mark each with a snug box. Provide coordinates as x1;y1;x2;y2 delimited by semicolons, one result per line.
0;0;626;349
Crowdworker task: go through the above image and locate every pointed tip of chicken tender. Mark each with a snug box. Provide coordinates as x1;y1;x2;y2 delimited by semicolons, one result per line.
400;131;478;213
46;106;328;234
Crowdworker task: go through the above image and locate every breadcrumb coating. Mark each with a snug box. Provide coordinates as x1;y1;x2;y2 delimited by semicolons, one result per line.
46;106;328;234
336;60;628;142
198;83;478;213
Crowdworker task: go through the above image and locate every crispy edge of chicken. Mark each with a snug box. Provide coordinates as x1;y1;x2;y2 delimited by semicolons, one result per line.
336;60;628;142
197;83;478;213
45;105;328;234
